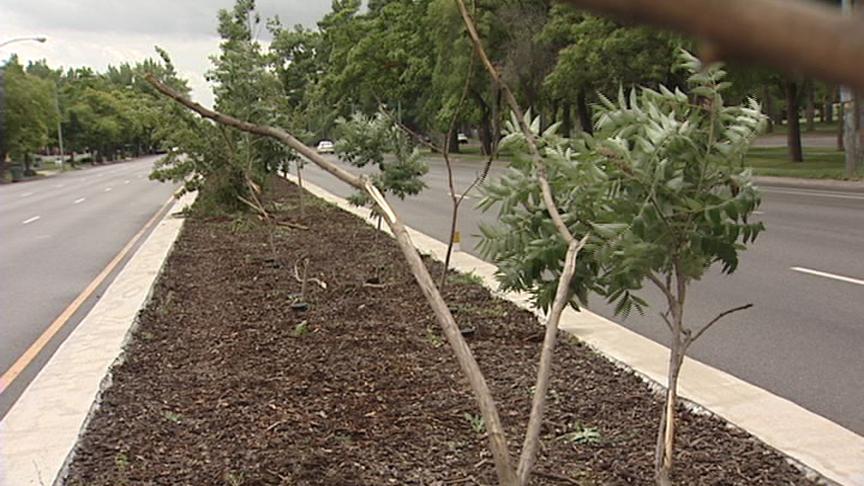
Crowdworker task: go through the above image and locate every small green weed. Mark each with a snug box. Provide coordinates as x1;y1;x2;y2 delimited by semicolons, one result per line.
293;320;310;337
225;471;246;486
464;412;486;435
229;215;256;233
114;452;129;471
425;326;444;348
448;271;484;287
559;423;601;445
114;452;130;485
163;411;183;424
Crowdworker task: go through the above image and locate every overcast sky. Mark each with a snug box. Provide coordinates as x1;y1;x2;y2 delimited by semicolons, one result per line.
0;0;333;107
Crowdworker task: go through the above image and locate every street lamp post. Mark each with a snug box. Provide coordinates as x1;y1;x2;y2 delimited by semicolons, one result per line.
0;37;47;49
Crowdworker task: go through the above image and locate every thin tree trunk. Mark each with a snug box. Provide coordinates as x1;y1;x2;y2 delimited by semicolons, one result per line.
763;87;775;133
825;87;835;124
655;348;684;486
441;202;460;289
479;112;493;156
786;80;804;162
297;162;305;220
517;237;587;485
448;129;460;154
576;90;593;135
838;97;846;151
561;101;573;138
806;81;815;132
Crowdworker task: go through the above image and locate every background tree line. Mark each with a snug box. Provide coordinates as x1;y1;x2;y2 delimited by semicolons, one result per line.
0;53;186;181
269;0;854;164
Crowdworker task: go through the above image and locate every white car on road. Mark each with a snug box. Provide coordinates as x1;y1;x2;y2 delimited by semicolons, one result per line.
316;140;335;154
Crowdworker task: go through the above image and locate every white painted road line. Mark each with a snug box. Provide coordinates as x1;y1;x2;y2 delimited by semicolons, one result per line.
124;180;130;184
20;192;33;198
761;187;864;201
74;198;86;205
21;216;40;225
753;210;765;215
105;187;112;192
53;184;64;188
791;267;864;287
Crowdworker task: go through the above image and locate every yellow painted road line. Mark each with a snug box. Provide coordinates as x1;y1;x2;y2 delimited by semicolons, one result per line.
0;195;175;394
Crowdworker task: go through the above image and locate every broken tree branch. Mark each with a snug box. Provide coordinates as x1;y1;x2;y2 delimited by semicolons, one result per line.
687;303;754;347
144;73;517;486
454;3;590;485
559;0;864;91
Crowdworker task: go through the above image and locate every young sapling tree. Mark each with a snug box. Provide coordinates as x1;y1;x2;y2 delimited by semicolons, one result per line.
480;50;767;485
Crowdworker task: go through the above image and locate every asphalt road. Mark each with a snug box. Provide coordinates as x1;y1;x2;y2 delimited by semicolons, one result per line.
300;155;864;436
0;156;177;418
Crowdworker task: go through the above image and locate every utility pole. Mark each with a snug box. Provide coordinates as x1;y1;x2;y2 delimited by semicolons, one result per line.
841;0;860;178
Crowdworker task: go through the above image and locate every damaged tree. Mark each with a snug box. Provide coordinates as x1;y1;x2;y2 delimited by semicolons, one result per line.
147;70;585;486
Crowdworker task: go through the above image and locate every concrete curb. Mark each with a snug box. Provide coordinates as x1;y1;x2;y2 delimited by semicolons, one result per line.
0;191;197;486
755;175;864;192
287;175;864;486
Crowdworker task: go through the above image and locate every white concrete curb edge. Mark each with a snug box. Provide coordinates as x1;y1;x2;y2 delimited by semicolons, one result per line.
287;174;864;486
0;191;197;486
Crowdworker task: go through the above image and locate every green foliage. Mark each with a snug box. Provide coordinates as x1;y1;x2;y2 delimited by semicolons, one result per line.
335;112;428;205
2;58;58;164
152;0;293;210
479;51;766;315
542;9;683;101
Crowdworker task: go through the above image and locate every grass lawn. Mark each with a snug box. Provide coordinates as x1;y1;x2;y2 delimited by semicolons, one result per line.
425;140;862;181
744;146;862;180
766;121;840;136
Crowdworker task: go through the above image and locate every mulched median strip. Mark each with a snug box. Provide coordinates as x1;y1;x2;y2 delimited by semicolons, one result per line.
64;178;816;485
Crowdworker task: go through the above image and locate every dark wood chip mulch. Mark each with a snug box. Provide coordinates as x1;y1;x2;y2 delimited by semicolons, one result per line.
64;178;816;485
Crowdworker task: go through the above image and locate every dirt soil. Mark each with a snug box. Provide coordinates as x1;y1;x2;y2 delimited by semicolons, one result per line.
64;178;817;485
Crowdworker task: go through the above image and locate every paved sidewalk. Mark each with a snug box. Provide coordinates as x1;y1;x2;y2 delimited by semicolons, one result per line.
290;174;864;486
0;192;196;485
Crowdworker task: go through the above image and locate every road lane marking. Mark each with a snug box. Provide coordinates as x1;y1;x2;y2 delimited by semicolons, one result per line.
74;198;86;204
105;187;112;192
20;192;33;198
753;210;765;215
0;195;176;394
454;193;472;200
791;267;864;287
761;187;864;201
53;184;64;188
124;180;130;184
22;216;40;225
